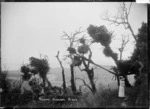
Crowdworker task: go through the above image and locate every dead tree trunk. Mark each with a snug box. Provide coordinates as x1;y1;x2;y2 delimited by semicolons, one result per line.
70;64;77;94
56;51;66;91
86;68;96;94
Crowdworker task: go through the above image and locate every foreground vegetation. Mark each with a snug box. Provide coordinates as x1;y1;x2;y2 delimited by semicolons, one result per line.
0;70;148;108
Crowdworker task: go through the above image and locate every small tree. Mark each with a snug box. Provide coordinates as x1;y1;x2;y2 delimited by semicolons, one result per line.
87;24;133;87
76;37;97;94
29;56;51;89
62;28;84;94
21;55;52;93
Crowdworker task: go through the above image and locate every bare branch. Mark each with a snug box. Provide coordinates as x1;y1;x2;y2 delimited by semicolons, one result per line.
102;2;137;42
73;28;84;38
75;77;93;92
119;34;129;60
76;53;117;76
127;2;132;16
62;28;85;48
78;66;86;72
82;57;88;70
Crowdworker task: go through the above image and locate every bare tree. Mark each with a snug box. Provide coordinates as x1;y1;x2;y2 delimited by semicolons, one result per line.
61;28;84;95
102;2;137;42
62;28;123;94
77;39;97;94
56;51;66;92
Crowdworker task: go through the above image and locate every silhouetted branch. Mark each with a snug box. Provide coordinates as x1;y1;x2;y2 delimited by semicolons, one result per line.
76;54;117;76
56;51;66;90
75;77;93;92
78;66;86;72
119;34;129;60
62;28;84;47
128;2;132;15
102;2;137;42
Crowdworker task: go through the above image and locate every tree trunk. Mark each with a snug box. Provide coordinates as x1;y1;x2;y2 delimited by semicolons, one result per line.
105;46;132;87
89;78;96;94
45;77;52;89
70;65;77;94
55;51;66;91
87;69;97;94
124;75;132;87
62;68;66;91
117;75;120;86
43;78;46;93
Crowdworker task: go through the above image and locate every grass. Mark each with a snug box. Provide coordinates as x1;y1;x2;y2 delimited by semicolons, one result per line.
11;83;121;108
1;70;148;108
69;84;121;108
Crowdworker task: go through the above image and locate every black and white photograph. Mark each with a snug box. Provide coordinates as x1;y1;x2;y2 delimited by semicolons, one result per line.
0;2;148;108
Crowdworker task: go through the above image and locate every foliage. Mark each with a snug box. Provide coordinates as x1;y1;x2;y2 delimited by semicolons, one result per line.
103;47;118;61
78;44;89;54
29;57;50;78
130;23;148;73
2;88;21;106
20;56;50;87
117;23;148;76
0;72;33;106
29;77;43;95
0;71;9;93
67;47;76;54
87;25;117;63
73;56;82;66
87;25;112;46
20;89;33;105
21;64;30;73
0;71;9;105
21;65;32;81
79;38;86;44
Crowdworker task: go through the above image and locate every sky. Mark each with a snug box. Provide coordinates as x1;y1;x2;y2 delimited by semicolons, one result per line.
1;2;147;71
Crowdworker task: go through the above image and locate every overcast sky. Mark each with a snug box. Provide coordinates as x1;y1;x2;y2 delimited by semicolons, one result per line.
1;2;147;71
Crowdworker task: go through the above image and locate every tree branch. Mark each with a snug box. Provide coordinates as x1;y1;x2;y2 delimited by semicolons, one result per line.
119;34;129;60
76;54;117;76
102;2;137;42
78;66;86;72
56;51;64;70
62;28;84;48
127;2;132;16
75;77;93;92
